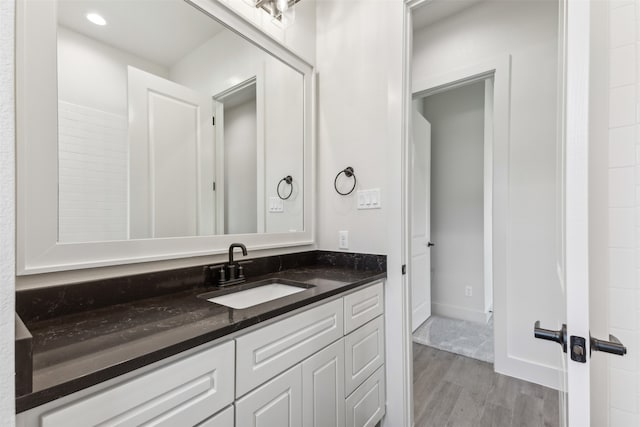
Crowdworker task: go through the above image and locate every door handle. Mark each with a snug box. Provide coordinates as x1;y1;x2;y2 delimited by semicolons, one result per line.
534;321;567;353
591;334;627;356
427;241;435;247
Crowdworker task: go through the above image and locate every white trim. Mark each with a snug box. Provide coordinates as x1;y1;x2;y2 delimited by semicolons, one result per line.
16;0;316;275
483;78;494;315
401;3;416;427
212;72;266;234
564;0;591;425
410;55;514;379
0;0;16;420
431;303;492;324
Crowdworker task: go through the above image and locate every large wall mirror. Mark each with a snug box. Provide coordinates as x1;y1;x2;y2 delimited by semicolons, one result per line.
17;0;314;274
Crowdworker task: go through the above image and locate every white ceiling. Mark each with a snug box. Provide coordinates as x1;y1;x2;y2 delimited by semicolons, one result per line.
57;0;226;68
412;0;485;31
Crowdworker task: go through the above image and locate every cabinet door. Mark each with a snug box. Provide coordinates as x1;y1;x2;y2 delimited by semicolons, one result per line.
197;405;234;427
236;299;343;397
344;316;385;396
302;339;345;427
236;365;302;427
345;367;385;427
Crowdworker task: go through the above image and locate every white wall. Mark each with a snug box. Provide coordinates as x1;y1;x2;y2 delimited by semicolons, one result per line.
225;97;258;234
58;27;169;116
0;0;15;423
423;81;485;322
217;0;316;66
170;28;304;234
602;1;640;425
57;27;169;243
413;0;563;386
316;1;407;426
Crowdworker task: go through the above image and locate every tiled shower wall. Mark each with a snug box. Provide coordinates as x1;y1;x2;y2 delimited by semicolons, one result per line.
608;1;640;425
58;101;128;242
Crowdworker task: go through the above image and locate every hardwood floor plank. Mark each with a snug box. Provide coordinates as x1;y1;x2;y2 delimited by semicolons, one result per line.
445;388;487;427
512;393;545;427
415;380;462;427
413;344;559;427
477;403;513;427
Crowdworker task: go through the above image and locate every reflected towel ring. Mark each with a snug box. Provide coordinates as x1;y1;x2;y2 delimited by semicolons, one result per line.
334;167;357;196
277;175;293;200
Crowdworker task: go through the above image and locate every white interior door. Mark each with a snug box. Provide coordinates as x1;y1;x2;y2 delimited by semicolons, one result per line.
411;109;432;332
128;66;214;239
536;2;629;426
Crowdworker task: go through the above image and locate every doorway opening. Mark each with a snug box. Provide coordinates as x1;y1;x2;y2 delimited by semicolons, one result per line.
213;76;264;235
410;76;495;363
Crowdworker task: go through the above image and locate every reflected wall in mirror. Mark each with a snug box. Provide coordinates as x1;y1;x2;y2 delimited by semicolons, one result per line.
56;0;304;243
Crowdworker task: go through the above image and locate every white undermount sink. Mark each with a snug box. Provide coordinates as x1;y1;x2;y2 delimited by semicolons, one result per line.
206;283;307;309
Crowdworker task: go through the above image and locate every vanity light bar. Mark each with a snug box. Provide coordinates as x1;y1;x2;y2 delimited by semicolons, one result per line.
254;0;301;21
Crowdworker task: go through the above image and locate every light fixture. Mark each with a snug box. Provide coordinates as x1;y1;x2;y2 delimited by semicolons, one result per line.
254;0;301;24
86;12;107;26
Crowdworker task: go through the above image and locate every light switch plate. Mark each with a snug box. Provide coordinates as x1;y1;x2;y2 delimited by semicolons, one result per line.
357;189;381;209
269;197;284;213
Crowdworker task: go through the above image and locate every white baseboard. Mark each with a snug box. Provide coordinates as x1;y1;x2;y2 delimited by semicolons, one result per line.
431;302;490;324
494;354;563;391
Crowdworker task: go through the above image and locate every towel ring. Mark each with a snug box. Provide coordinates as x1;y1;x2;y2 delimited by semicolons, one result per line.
277;175;293;200
334;167;357;196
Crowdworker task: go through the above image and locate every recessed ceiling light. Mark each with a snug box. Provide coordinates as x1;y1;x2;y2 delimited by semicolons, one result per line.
86;13;107;26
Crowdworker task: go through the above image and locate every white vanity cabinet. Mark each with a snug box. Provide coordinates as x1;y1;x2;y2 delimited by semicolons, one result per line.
236;365;303;427
17;281;386;427
234;281;385;427
17;340;236;427
302;338;346;427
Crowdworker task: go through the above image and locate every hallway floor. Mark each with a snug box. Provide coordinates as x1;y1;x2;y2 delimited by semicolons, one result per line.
413;315;494;363
413;344;560;427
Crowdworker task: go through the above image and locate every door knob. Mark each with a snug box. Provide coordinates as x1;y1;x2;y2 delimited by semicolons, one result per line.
591;334;627;356
427;241;435;247
534;321;567;353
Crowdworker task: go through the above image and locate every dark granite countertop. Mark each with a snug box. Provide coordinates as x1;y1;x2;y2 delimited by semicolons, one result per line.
16;251;386;413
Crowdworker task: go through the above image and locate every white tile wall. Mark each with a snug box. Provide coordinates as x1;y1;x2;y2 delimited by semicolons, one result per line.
58;101;128;242
609;1;640;424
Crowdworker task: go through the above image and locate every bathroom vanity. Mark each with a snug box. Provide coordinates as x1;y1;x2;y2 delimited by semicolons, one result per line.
15;251;386;427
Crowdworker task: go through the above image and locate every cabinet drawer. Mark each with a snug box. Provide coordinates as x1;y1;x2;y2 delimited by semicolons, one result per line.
345;316;385;396
236;298;343;397
343;282;383;334
40;341;235;427
236;365;302;427
197;405;234;427
345;367;386;427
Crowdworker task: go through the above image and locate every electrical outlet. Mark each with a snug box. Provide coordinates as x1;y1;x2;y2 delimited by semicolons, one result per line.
465;286;473;297
339;230;349;249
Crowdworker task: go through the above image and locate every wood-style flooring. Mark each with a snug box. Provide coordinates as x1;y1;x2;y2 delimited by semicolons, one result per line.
413;343;560;427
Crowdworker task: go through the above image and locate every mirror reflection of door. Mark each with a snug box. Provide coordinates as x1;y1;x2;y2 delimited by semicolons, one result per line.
214;80;259;235
127;66;214;239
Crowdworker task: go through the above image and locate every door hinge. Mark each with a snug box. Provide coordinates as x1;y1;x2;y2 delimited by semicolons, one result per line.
212;116;215;126
212;181;216;191
402;264;406;275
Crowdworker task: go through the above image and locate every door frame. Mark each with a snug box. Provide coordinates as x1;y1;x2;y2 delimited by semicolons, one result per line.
412;74;497;325
212;69;265;235
563;0;590;424
410;55;510;370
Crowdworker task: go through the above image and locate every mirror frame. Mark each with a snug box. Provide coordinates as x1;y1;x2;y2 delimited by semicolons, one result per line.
16;0;315;275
